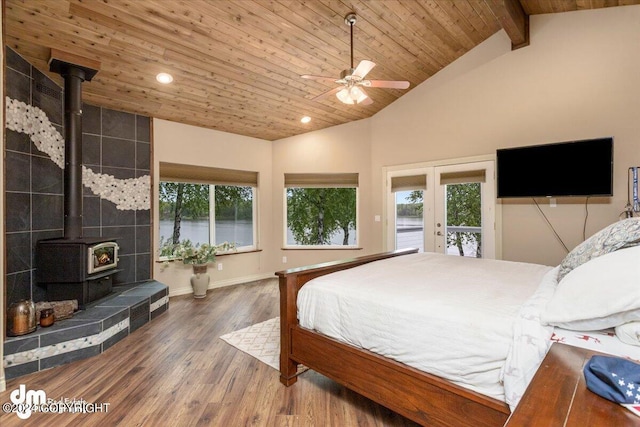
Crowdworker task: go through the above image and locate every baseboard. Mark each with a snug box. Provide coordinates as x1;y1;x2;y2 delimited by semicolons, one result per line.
168;272;276;297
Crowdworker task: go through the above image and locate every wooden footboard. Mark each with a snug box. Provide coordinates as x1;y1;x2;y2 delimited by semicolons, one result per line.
276;248;510;427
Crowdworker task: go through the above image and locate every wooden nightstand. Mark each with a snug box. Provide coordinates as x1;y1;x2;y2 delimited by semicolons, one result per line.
505;343;640;426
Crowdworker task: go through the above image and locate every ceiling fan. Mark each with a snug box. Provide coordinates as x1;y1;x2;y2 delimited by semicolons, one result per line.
301;13;410;105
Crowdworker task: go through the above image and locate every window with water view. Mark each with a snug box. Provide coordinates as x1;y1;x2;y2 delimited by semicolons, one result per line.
159;182;255;251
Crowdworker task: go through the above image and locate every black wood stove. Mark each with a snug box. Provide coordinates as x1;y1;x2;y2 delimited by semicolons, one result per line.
36;238;120;308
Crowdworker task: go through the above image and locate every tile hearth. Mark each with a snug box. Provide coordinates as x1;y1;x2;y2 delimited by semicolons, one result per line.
4;280;168;380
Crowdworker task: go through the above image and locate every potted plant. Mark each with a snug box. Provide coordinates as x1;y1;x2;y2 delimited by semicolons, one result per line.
161;239;235;298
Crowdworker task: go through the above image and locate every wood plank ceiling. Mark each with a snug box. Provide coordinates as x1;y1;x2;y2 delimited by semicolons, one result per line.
4;0;639;141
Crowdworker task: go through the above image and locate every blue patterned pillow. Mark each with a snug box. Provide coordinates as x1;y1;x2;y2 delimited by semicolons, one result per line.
558;218;640;282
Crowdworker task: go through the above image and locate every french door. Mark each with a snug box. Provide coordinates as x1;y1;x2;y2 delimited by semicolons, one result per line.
385;160;496;258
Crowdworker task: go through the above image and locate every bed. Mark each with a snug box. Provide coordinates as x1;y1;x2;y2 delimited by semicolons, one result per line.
276;218;640;427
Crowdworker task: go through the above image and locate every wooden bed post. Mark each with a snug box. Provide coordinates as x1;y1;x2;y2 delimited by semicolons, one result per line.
278;274;300;385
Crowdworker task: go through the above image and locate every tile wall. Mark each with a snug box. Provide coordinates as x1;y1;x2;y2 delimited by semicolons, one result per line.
4;47;153;308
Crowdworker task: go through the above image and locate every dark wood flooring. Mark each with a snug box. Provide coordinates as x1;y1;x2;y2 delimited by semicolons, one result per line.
0;278;419;426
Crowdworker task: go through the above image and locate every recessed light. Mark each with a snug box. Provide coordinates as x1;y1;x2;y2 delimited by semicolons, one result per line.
301;116;311;124
156;72;173;84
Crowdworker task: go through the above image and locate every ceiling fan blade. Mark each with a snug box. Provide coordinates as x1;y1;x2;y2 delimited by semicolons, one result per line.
352;60;376;78
362;80;410;89
301;74;339;84
357;88;373;105
311;86;342;101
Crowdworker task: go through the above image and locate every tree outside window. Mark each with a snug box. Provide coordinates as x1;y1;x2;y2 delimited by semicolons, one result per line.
445;182;481;257
286;187;357;246
159;182;210;246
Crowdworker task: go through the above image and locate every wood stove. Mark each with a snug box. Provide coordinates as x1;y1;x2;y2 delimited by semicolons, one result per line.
36;237;120;308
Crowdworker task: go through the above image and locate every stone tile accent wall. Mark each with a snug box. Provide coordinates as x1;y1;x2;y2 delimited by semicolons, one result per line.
4;47;153;308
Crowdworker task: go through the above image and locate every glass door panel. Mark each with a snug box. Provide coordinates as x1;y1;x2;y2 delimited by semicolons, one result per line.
434;161;495;259
395;190;424;252
444;182;482;257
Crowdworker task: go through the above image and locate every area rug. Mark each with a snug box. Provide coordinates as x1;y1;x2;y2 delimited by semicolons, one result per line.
220;317;307;373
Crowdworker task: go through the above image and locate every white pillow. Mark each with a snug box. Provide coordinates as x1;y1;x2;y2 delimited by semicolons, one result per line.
541;245;640;330
557;218;640;282
548;310;640;331
616;321;640;346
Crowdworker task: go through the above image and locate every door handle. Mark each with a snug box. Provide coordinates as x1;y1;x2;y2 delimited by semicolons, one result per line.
436;231;443;236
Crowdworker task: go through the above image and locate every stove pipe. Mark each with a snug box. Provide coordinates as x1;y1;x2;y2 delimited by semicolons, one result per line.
49;54;99;240
62;66;86;239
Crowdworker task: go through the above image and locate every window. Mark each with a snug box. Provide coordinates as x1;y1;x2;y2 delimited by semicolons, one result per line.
214;185;254;248
159;162;258;253
285;173;358;248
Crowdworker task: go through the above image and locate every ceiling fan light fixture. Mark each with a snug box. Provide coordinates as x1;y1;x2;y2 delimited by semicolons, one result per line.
336;86;368;104
336;88;353;104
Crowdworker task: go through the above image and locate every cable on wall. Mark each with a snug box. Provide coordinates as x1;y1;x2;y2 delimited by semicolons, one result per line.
583;196;590;241
532;198;570;253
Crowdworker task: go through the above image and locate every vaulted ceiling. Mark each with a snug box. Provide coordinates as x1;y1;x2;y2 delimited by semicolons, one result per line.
5;1;639;141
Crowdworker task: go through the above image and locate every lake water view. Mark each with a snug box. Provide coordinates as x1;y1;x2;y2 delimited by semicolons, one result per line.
160;219;356;247
160;219;253;247
161;218;475;254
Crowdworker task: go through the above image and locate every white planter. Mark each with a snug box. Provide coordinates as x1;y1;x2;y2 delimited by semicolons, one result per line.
190;264;210;298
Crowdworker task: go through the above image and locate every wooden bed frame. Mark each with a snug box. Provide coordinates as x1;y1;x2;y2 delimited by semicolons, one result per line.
276;248;511;427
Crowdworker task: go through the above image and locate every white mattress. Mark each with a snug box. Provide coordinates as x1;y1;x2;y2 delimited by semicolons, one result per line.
297;252;555;404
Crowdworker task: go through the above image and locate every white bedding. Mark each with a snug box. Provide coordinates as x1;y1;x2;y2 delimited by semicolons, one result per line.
297;252;555;407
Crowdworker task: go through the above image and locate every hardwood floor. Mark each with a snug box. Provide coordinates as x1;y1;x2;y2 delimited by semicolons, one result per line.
0;278;419;426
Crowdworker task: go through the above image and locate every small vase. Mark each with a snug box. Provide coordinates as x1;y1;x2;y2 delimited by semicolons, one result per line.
190;264;210;298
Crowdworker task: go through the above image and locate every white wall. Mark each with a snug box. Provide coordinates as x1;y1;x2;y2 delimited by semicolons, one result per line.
152;119;274;296
370;6;640;266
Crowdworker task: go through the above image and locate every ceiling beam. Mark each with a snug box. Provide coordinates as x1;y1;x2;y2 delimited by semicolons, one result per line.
488;0;529;50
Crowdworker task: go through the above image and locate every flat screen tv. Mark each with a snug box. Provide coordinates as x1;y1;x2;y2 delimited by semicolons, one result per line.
496;137;613;198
